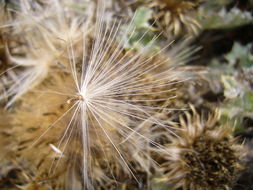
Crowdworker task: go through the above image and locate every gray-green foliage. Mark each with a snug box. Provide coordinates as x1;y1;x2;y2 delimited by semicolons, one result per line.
123;7;160;51
198;0;253;30
217;43;253;132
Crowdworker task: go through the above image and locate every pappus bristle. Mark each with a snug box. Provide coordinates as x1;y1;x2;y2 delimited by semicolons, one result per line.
0;0;193;189
63;1;189;188
0;0;90;106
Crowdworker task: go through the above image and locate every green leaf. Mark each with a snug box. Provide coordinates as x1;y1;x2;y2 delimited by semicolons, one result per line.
133;7;152;29
120;7;158;51
221;75;242;99
225;43;253;68
198;8;253;30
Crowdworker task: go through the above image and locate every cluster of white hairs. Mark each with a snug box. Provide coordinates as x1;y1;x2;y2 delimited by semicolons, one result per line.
0;0;89;106
0;0;189;189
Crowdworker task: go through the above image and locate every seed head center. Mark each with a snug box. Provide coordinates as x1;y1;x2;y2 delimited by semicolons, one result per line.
67;93;86;104
77;94;85;101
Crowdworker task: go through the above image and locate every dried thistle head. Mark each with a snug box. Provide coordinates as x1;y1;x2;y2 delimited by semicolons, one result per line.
160;107;244;190
6;62;160;189
147;0;202;37
0;0;193;189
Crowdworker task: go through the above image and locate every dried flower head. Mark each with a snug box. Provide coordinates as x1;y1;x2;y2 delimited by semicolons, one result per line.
0;1;191;189
148;0;202;37
160;107;243;190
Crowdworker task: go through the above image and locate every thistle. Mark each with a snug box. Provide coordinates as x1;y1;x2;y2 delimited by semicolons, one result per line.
147;0;202;37
0;0;190;189
160;107;244;189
